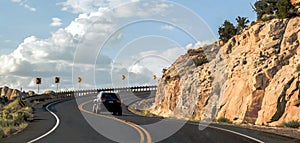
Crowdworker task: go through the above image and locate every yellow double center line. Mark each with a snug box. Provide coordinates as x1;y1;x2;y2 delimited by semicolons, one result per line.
78;100;152;143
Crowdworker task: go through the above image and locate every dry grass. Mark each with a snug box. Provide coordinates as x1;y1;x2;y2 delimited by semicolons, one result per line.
0;99;32;139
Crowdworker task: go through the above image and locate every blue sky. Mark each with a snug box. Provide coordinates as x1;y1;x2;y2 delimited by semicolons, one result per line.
0;0;257;91
0;0;77;54
0;0;256;55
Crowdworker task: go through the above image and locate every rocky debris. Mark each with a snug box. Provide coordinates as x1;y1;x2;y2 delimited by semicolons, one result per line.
129;97;155;111
152;17;300;126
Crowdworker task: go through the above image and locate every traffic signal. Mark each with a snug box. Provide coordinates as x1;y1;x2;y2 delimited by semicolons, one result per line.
78;77;82;83
36;78;42;84
55;77;60;83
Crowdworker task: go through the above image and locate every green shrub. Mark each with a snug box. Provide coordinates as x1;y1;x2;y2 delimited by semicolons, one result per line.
253;0;297;21
0;129;4;139
218;20;237;43
283;120;300;128
0;99;32;140
277;0;294;18
236;16;250;34
217;117;232;123
4;99;21;110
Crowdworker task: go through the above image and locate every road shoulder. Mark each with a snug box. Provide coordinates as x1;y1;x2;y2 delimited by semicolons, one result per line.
2;98;72;143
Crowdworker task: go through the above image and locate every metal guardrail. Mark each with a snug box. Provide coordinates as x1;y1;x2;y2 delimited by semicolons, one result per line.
23;85;157;102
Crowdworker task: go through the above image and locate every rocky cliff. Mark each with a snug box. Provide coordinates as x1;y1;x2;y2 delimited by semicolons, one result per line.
0;86;27;101
152;17;300;126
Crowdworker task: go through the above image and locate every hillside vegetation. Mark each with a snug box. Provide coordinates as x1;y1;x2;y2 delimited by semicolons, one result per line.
0;99;33;139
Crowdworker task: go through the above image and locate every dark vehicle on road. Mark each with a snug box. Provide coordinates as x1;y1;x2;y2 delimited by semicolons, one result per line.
93;92;122;115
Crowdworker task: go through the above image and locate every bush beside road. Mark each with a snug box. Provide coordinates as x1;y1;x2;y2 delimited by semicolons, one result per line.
0;99;33;140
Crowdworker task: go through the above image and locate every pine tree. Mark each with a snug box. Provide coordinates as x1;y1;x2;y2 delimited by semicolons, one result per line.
236;16;250;34
277;0;293;18
218;20;237;43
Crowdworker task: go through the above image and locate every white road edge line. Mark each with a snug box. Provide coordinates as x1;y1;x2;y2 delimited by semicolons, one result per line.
27;100;62;143
193;123;264;143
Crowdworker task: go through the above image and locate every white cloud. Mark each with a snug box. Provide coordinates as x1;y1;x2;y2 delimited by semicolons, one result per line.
11;0;22;3
129;64;149;74
11;0;36;12
0;5;118;90
23;4;36;12
50;18;63;27
58;0;142;14
58;0;169;18
59;0;103;14
1;0;175;91
161;25;175;31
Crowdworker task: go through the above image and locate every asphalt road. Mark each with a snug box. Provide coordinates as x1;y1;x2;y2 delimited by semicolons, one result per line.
2;92;300;143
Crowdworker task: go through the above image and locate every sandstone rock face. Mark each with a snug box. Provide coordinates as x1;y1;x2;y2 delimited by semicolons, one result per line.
291;0;300;13
152;17;300;126
27;91;35;96
152;47;215;120
43;90;55;95
291;0;300;5
0;86;28;100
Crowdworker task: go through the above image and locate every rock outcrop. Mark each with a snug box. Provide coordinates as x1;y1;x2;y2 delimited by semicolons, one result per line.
291;0;300;13
291;0;300;5
0;86;27;101
152;17;300;126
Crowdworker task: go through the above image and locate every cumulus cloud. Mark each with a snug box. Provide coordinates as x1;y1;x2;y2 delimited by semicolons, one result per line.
58;0;106;14
58;0;138;14
50;18;63;27
1;0;182;91
11;0;36;12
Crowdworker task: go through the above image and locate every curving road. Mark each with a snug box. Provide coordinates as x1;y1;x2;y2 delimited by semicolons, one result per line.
2;92;299;143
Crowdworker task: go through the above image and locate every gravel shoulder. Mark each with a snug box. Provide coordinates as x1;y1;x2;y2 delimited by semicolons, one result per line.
129;97;300;140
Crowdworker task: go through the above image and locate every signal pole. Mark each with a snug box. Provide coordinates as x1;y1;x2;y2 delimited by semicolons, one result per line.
36;78;42;93
78;77;82;89
55;77;60;92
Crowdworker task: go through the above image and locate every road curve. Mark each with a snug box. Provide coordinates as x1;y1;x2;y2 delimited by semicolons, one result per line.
2;93;299;143
78;100;151;143
27;100;62;143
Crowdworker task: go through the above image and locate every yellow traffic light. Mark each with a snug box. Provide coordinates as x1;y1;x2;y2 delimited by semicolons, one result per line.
36;78;42;85
55;77;60;83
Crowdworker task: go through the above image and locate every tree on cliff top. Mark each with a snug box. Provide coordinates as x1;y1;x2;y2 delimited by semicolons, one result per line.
253;0;297;21
236;16;250;34
277;0;294;18
254;0;275;20
218;16;249;43
218;20;236;43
